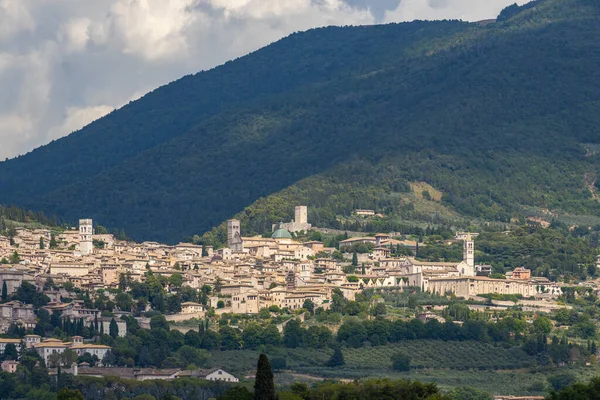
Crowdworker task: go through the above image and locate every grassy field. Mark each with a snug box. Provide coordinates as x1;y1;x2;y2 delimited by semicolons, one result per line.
205;340;600;395
208;340;535;375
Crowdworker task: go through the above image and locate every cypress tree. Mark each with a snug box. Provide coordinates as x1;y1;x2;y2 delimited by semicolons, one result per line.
352;252;358;267
1;281;7;301
39;237;45;249
109;318;119;338
254;353;275;400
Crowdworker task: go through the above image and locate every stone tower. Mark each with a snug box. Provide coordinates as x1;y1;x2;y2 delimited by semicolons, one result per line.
227;219;243;252
79;219;93;255
463;233;474;268
295;206;308;225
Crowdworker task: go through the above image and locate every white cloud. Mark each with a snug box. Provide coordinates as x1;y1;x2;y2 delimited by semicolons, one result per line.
58;18;92;53
47;105;114;142
0;0;521;160
108;0;197;60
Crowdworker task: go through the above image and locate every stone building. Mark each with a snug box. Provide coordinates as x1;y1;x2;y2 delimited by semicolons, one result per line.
0;267;36;296
226;219;243;252
273;206;312;233
0;301;36;333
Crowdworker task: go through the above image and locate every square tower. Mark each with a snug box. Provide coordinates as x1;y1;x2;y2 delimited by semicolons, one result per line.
227;219;243;251
79;219;93;255
294;206;308;225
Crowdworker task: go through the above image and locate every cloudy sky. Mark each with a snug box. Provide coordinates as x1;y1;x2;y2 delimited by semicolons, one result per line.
0;0;527;160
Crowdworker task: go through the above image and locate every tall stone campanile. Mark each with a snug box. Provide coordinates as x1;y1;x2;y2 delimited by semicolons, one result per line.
227;219;243;251
463;233;474;268
79;219;93;255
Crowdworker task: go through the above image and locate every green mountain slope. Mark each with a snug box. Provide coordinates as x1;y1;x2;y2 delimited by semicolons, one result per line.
1;0;600;243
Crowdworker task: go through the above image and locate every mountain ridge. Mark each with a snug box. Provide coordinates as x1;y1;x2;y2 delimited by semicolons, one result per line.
1;0;600;243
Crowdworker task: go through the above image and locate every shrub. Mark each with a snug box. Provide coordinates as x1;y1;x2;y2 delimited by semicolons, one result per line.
271;357;287;371
391;352;411;371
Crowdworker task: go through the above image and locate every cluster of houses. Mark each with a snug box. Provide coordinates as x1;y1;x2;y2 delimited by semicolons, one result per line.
0;207;571;380
0;210;566;325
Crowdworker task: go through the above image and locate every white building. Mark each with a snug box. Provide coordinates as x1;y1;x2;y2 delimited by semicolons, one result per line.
79;219;93;255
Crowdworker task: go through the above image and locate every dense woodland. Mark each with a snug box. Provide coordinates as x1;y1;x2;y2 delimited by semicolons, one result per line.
0;0;599;243
0;205;59;229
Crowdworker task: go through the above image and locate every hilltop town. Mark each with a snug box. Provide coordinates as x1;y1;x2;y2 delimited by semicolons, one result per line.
0;206;567;329
1;204;599;399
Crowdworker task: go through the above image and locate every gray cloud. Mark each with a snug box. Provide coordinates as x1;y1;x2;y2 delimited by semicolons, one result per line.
0;0;525;160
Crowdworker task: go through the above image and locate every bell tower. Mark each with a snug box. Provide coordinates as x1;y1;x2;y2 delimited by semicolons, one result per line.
79;219;93;255
463;233;474;268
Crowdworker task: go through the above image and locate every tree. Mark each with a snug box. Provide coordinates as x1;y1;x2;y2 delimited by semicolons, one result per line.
95;225;109;235
61;349;78;366
302;299;315;314
134;396;157;400
326;346;345;367
533;316;553;335
219;326;242;350
262;324;281;346
242;324;264;350
109;318;119;338
391;352;411;371
219;387;253;400
3;343;18;360
214;277;223;294
49;234;58;249
371;302;386;316
150;314;169;331
118;273;131;291
115;292;133;312
283;319;303;348
254;354;276;400
39;237;44;249
14;281;49;308
168;274;183;290
57;388;84;400
1;281;7;301
352;252;358;267
447;386;492;400
9;251;20;264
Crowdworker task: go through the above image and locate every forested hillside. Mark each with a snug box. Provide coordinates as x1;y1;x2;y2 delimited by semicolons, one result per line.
1;0;599;243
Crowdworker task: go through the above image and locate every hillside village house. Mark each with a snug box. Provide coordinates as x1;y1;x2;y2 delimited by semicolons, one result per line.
0;267;36;295
34;337;111;365
1;360;19;373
